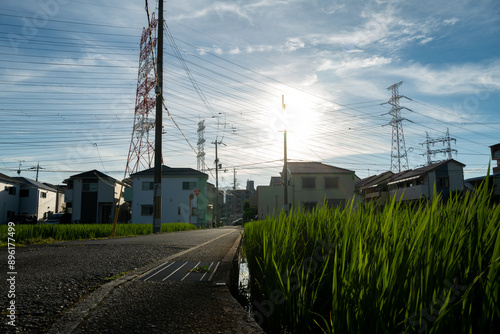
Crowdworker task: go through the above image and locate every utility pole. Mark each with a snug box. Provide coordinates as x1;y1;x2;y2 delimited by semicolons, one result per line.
282;95;289;214
152;0;164;234
30;162;44;182
213;140;221;227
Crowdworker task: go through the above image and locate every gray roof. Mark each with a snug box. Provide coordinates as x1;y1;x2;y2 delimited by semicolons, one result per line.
15;177;57;192
356;171;394;190
0;172;21;185
286;162;355;175
387;159;465;184
68;169;117;182
131;165;207;178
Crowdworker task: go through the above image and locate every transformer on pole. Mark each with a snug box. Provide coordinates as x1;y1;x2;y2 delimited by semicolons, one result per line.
125;12;160;177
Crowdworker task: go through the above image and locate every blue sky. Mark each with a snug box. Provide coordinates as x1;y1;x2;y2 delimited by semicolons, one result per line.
0;0;499;190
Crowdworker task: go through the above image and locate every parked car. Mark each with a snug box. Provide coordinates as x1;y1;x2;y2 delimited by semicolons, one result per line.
10;214;37;225
231;218;243;226
44;213;72;224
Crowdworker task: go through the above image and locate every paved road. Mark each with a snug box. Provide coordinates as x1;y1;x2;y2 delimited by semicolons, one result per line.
1;226;261;333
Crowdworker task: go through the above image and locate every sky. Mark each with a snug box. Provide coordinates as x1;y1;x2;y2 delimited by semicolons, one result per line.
1;0;499;191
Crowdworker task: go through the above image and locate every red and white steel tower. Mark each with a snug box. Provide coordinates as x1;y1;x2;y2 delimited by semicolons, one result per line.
125;13;161;177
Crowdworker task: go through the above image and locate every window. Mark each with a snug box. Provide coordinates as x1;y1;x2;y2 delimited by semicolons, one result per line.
142;182;154;190
83;182;98;192
141;205;153;216
182;181;197;190
20;189;29;197
303;201;317;212
6;186;16;195
438;177;449;188
192;207;198;216
325;177;339;189
302;177;316;189
40;192;47;198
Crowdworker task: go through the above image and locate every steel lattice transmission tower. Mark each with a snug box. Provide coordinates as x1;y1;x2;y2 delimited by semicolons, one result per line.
420;128;457;165
385;81;412;173
197;120;206;172
125;13;161;177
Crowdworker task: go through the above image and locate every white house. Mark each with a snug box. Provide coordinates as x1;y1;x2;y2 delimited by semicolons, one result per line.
387;159;466;202
258;162;360;219
16;177;64;221
64;170;127;224
130;165;208;227
0;173;21;224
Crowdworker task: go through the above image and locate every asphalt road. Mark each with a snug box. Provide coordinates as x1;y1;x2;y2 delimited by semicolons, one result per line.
1;226;261;333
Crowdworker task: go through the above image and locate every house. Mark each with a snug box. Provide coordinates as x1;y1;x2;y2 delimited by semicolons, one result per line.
130;165;208;227
258;162;360;218
464;144;500;201
387;159;465;202
64;170;127;224
0;173;21;224
16;177;65;221
355;171;394;205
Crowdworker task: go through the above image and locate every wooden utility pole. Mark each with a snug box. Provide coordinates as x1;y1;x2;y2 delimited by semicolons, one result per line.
153;0;164;233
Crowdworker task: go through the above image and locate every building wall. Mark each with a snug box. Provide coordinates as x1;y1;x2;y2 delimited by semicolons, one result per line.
290;173;356;209
0;181;20;225
257;185;283;219
131;176;207;226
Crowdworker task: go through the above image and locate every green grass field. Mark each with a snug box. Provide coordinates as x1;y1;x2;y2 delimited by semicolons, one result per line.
0;222;197;246
243;182;500;333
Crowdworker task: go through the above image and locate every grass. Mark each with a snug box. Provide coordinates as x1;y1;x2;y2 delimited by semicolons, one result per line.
243;180;500;333
0;222;197;246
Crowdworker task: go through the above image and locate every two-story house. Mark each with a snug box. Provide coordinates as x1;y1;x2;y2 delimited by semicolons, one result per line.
16;177;64;221
387;159;465;202
64;170;127;224
130;165;209;227
258;162;360;218
0;173;21;224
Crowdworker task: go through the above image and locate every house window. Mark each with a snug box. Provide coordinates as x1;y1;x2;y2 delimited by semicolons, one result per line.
20;189;29;197
438;177;449;187
142;182;154;190
182;181;197;190
325;177;339;189
302;177;316;189
141;205;153;216
192;207;198;216
40;192;47;198
6;186;16;195
303;201;317;212
83;182;98;192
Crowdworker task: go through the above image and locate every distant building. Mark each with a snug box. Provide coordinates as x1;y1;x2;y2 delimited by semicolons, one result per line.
226;180;256;221
258;162;359;219
130;165;209;227
64;170;127;224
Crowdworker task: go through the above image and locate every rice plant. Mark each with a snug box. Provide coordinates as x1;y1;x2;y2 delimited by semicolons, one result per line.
243;181;500;333
0;222;197;245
